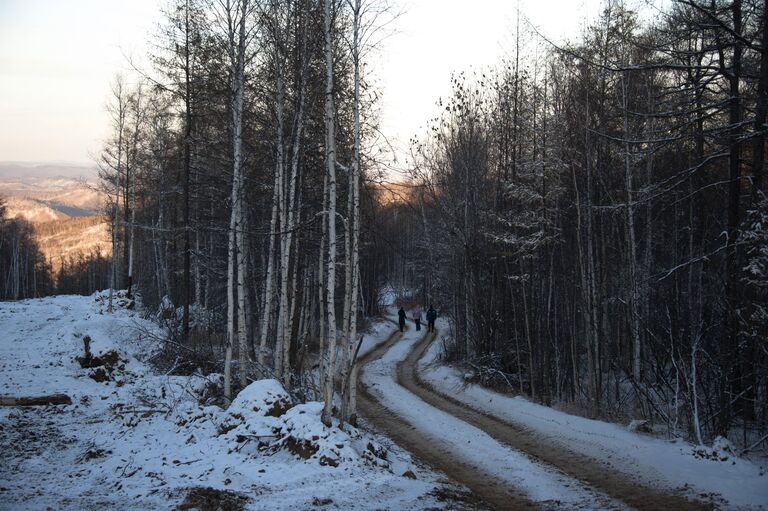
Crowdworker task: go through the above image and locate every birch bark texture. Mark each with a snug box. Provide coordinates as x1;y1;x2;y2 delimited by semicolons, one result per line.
321;0;339;427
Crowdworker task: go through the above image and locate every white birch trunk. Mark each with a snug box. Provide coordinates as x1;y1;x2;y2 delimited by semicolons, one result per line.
194;233;202;305
258;171;280;368
273;1;288;380
691;337;703;445
108;80;126;314
321;0;338;426
127;172;136;297
344;0;363;424
236;207;248;388
225;198;236;400
317;173;328;395
235;2;249;390
339;210;352;419
276;6;308;386
224;0;249;398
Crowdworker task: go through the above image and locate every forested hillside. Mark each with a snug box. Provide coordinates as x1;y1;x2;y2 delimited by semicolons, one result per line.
0;171;110;297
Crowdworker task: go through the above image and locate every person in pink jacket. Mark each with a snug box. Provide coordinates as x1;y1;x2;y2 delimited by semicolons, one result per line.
412;305;423;331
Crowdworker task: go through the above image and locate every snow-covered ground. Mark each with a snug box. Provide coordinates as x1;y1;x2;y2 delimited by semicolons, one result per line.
0;293;459;511
362;313;627;509
419;318;768;510
6;294;763;511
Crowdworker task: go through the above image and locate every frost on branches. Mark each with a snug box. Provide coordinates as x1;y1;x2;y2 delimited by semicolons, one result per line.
742;193;768;341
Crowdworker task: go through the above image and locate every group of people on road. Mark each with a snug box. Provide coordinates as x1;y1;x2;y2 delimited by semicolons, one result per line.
398;304;437;333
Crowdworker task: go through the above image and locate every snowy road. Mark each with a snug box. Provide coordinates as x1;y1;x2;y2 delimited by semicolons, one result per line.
358;320;715;511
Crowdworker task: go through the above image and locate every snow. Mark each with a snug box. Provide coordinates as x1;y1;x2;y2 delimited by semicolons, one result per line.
419;318;768;510
377;284;397;307
361;312;627;509
6;293;762;510
0;293;464;510
358;317;398;359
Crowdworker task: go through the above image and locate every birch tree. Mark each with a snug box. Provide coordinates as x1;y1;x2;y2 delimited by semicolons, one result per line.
102;75;128;314
321;0;339;427
218;0;252;400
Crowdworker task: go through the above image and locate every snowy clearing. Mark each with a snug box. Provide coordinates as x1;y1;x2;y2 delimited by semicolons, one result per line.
0;293;460;511
419;319;768;510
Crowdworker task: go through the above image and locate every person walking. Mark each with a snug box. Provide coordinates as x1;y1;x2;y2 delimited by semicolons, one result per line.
412;305;423;331
397;306;407;332
426;305;437;333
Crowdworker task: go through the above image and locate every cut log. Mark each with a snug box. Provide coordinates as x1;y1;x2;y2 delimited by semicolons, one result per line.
0;393;72;406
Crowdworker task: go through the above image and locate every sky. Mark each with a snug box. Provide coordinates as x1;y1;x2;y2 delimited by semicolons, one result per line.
0;0;604;165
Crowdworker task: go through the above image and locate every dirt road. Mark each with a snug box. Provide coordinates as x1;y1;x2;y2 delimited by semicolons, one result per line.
357;325;713;511
357;328;532;510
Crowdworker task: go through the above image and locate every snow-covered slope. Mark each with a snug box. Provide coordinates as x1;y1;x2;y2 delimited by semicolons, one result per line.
0;175;103;216
0;293;458;511
0;173;110;264
3;196;71;223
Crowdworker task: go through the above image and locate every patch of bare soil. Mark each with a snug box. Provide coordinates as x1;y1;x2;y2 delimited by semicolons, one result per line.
400;330;715;511
175;486;249;511
427;486;494;511
75;335;127;383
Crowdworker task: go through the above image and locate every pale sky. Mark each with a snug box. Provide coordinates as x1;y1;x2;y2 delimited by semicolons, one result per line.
0;0;603;165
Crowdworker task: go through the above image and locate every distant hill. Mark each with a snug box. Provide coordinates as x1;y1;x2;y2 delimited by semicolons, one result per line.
0;161;104;219
0;162;103;213
35;216;111;264
3;197;72;223
0;162;110;268
0;161;98;181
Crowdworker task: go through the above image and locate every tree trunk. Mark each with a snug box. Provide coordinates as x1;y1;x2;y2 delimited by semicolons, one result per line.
321;0;338;426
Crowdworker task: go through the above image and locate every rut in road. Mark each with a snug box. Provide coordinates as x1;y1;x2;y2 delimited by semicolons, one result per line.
398;328;714;511
357;327;536;510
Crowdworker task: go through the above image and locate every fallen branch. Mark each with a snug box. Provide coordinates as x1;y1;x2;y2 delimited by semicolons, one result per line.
0;393;72;406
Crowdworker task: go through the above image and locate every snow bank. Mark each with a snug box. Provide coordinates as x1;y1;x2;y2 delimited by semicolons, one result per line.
220;379;388;469
228;379;293;418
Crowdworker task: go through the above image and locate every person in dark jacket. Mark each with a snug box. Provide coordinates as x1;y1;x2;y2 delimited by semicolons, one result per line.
397;306;407;332
426;305;437;332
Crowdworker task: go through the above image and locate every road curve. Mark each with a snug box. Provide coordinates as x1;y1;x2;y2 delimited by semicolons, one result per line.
357;323;715;510
395;328;714;511
357;326;536;510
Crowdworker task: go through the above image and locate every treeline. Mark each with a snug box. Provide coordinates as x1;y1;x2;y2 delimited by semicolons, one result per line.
54;249;112;296
99;0;389;424
401;0;768;448
0;198;54;299
34;215;107;238
0;201;111;298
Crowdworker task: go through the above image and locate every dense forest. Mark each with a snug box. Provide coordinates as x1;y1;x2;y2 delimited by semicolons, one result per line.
2;0;766;451
95;0;379;427
396;0;768;448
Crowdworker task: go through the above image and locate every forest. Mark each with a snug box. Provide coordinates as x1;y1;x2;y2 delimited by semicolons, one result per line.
2;0;766;453
0;197;55;299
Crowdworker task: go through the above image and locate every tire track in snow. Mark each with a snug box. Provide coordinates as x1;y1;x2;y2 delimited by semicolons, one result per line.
357;323;627;510
401;328;713;511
